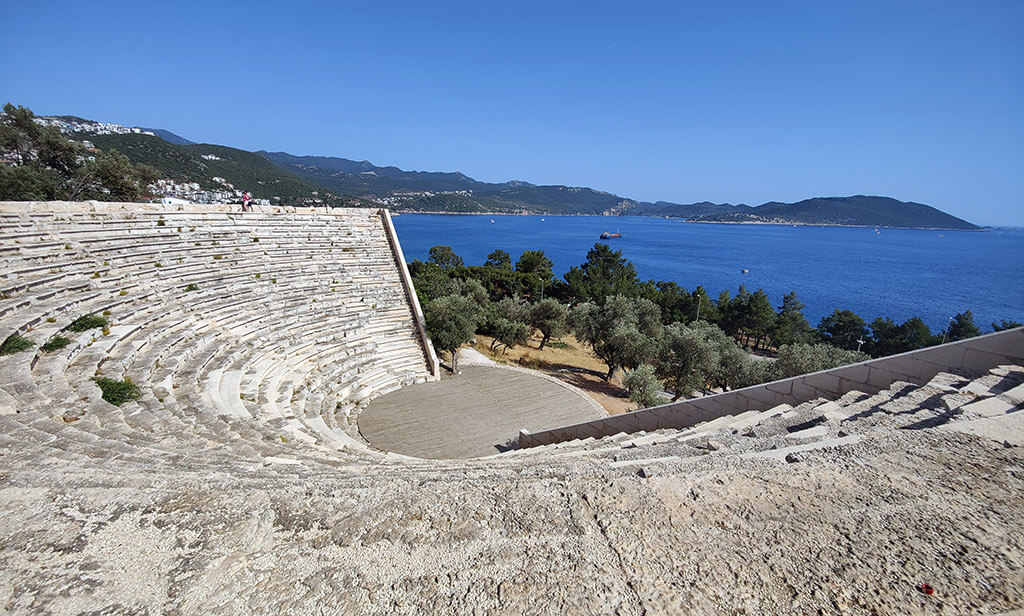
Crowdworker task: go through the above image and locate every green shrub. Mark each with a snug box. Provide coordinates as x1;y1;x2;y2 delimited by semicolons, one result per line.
184;283;199;292
156;219;165;226
67;314;109;332
0;335;34;355
92;377;141;406
41;335;72;352
623;364;663;409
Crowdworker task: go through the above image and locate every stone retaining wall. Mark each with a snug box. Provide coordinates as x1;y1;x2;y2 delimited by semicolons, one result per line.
519;327;1024;447
378;209;440;380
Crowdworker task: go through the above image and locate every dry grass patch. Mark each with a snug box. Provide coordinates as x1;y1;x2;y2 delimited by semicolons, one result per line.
471;333;637;414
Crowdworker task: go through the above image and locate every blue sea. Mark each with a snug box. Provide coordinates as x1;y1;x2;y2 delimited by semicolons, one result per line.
392;214;1024;333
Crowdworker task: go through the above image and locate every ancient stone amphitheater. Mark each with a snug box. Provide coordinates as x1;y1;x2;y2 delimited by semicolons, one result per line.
1;201;1022;616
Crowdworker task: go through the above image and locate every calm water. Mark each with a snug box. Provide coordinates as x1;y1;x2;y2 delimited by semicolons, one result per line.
392;214;1024;332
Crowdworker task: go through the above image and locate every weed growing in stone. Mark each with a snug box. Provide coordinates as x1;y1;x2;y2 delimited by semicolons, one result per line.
67;314;108;332
41;336;71;352
184;283;199;292
0;335;34;355
92;377;141;406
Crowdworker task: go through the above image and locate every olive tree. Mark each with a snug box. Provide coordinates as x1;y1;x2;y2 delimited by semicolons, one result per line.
623;364;663;409
529;298;567;350
482;298;531;353
656;322;719;400
774;343;869;379
424;294;481;374
569;294;662;381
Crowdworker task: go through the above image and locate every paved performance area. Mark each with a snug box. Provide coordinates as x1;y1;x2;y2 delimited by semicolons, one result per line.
358;366;607;459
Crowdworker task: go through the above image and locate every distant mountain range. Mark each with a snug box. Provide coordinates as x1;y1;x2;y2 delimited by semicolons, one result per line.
260;151;977;229
57;114;978;229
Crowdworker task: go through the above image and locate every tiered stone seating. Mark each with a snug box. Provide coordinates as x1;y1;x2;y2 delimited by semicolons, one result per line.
503;364;1024;467
0;203;435;469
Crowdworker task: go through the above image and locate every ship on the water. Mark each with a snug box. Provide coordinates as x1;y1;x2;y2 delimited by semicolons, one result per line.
600;231;621;239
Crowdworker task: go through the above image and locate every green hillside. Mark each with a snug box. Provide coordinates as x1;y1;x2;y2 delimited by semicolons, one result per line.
690;196;979;229
6;107;979;227
77;133;364;206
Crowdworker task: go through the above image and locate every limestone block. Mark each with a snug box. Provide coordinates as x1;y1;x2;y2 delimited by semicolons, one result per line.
999;384;1024;406
938;411;1024;446
959;397;1017;419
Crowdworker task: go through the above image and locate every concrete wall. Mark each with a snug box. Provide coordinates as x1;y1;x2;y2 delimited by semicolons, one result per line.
519;327;1024;448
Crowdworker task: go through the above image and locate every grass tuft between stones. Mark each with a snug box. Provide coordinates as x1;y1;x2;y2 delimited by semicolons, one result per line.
42;336;72;352
92;377;141;406
67;314;109;332
0;335;34;355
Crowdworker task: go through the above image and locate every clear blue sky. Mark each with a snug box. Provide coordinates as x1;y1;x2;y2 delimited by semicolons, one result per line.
3;0;1022;225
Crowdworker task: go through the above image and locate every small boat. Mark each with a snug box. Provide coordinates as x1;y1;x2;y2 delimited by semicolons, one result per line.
741;269;749;274
490;219;494;223
600;231;622;239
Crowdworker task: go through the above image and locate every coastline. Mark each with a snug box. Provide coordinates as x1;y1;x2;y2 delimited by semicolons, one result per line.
390;209;984;231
